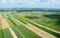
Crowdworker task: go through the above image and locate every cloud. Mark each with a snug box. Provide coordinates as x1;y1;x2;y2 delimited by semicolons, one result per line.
0;0;60;8
1;0;6;3
14;0;60;8
50;0;60;3
9;0;14;4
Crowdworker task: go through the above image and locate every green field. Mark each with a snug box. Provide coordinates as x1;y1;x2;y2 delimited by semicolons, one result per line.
0;11;60;38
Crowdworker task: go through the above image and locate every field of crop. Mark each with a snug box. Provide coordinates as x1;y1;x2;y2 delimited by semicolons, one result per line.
0;11;60;38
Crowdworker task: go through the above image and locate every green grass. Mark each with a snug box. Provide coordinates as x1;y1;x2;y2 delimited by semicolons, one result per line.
0;30;2;38
0;17;5;38
6;15;41;38
0;30;5;38
0;11;60;38
12;14;60;38
34;19;60;31
3;29;13;38
21;17;60;38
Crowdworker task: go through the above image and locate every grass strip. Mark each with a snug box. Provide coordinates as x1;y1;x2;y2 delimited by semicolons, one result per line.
3;29;13;38
14;15;60;38
7;15;41;38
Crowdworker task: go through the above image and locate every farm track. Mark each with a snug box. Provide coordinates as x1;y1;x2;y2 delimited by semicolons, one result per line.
6;15;41;38
4;15;25;38
22;18;60;37
11;17;57;38
9;27;18;38
13;15;60;38
0;14;18;38
25;18;60;34
0;13;60;38
0;14;5;38
33;19;60;32
8;13;58;37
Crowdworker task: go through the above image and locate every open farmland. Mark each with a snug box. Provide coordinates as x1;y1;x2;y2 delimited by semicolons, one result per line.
0;11;60;38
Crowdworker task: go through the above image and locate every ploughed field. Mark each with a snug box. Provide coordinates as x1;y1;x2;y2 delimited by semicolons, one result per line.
0;11;60;38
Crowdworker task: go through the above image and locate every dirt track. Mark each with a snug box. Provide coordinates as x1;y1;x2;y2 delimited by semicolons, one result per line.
12;17;57;38
0;14;17;38
31;20;60;34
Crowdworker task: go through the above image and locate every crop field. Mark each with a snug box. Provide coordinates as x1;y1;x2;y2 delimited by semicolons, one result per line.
0;11;60;38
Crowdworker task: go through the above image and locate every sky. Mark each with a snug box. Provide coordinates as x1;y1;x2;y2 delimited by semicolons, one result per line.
0;0;60;8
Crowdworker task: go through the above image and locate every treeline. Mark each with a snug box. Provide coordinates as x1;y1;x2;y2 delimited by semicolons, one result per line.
0;8;60;12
